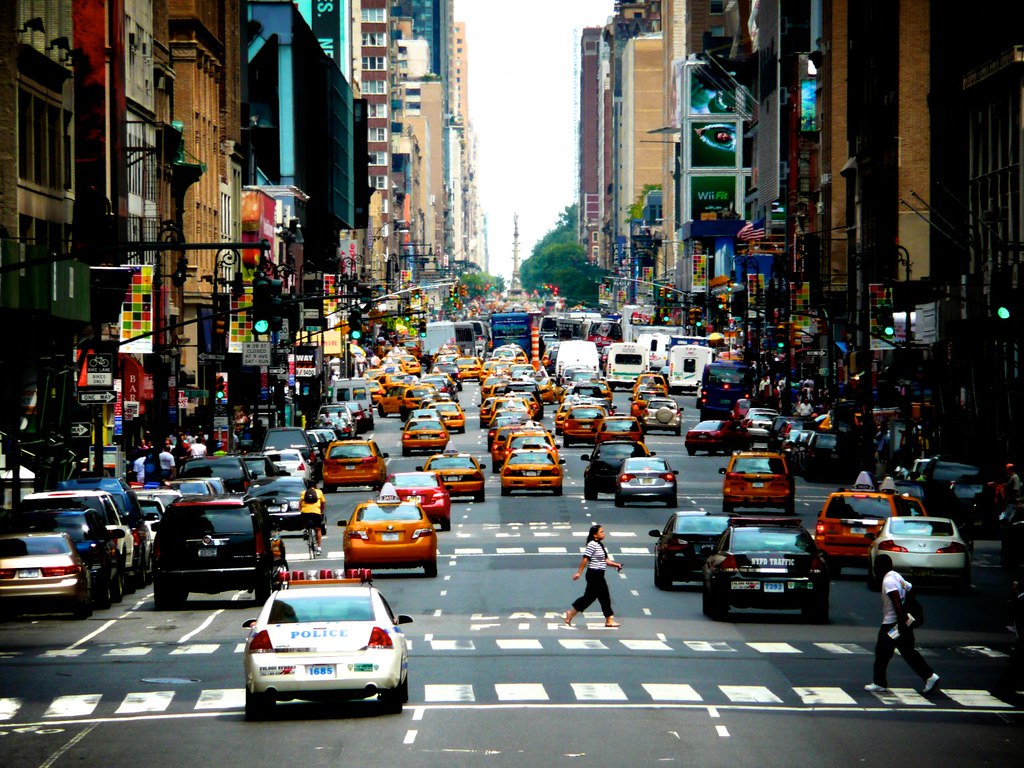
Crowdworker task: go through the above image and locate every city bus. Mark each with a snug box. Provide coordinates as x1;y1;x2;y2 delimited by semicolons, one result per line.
698;361;752;420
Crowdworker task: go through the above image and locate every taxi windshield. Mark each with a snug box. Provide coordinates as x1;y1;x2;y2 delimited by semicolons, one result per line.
409;388;433;397
267;593;374;623
732;457;787;474
434;403;459;412
357;503;423;522
408;420;444;431
604;420;635;431
570;408;603;419
429;457;475;469
825;495;893;519
457;358;477;366
328;444;372;459
508;451;555;466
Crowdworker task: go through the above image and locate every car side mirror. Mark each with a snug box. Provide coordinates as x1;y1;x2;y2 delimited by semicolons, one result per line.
649;529;661;537
242;618;257;629
415;466;424;472
673;470;679;476
337;519;348;527
396;614;414;625
650;452;656;456
581;455;590;461
108;529;126;540
382;453;390;459
719;468;727;474
559;458;566;464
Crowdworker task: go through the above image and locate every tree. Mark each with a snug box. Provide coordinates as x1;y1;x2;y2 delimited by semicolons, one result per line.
519;205;604;306
460;272;505;298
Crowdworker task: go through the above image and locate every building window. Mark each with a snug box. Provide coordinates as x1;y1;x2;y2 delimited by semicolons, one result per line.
369;151;388;166
362;32;387;47
371;127;387;142
406;88;421;97
361;8;386;22
369;103;388;118
372;175;388;190
18;88;66;190
362;56;386;71
363;80;387;95
710;0;725;13
710;25;726;37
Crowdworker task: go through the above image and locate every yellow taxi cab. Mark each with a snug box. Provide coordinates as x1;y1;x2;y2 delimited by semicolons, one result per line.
719;451;796;515
500;448;564;496
339;490;437;576
506;430;559;460
490;400;532;428
419;451;486;503
396;355;421;375
455;357;484;381
594;416;644;445
378;383;438;419
536;376;557;403
489;423;528;472
363;367;385;381
380;372;415;390
632;373;669;395
563;404;608;447
401;418;449;457
630;388;665;419
431;401;466;434
366;379;384;405
554;400;576;435
509;364;536;379
321;440;390;493
480;375;510;400
509;391;543;420
401;340;423;360
813;474;928;575
482;359;510;376
479;396;504;429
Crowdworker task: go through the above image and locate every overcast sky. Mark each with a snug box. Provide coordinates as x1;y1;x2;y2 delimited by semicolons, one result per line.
455;0;613;282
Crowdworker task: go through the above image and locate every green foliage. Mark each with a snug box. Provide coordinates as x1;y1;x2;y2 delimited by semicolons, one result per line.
460;272;505;298
519;205;604;306
627;184;662;221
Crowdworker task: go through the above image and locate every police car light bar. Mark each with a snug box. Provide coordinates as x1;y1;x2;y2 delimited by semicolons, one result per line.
278;568;374;588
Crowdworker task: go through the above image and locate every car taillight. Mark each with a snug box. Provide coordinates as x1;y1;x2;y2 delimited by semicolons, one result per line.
254;533;267;558
133;529;141;547
937;542;967;554
718;555;739;572
249;629;274;653
348;530;369;540
0;569;17;579
411;527;434;540
809;556;826;574
815;522;825;535
660;473;675;482
432;491;446;500
725;472;742;481
361;456;376;464
876;540;908;553
297;462;306;471
666;537;688;552
619;474;634;483
42;565;82;577
367;626;393;649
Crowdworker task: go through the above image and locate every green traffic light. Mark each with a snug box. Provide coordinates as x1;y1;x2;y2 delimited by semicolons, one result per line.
776;341;785;349
883;325;895;337
253;319;270;334
351;329;362;340
997;306;1011;320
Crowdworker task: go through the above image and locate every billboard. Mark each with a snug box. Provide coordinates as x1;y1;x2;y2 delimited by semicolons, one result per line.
690;65;736;115
691;122;738;167
691;176;736;219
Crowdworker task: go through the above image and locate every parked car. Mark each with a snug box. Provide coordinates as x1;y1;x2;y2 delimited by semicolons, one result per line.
614;456;678;507
0;533;93;619
152;495;287;609
649;511;731;589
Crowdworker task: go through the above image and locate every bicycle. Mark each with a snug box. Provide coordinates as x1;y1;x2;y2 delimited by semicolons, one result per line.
303;519;321;559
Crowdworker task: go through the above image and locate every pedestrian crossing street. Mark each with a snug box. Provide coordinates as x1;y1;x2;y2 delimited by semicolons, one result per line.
1;634;1011;661
0;682;1017;724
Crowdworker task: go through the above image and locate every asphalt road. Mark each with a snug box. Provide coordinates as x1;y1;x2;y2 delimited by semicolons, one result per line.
1;382;1022;768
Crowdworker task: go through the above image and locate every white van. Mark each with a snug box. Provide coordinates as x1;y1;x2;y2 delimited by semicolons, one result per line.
555;340;600;383
668;345;716;395
635;332;672;372
604;343;648;389
330;378;371;406
423;321;457;357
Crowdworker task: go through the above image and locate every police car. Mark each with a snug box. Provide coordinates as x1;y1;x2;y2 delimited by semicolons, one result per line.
242;569;413;719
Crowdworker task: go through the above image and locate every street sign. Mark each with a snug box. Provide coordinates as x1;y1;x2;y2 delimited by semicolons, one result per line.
198;352;226;365
268;367;287;376
79;391;116;405
85;353;114;387
124;401;139;418
242;341;272;367
70;422;90;439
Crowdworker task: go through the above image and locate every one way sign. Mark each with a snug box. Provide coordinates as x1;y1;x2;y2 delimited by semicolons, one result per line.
71;422;90;439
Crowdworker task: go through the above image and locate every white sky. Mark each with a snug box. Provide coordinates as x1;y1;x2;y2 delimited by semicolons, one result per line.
455;0;613;282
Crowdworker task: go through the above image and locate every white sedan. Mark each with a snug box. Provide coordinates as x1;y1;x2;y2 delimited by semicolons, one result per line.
264;448;312;482
243;579;412;719
868;516;971;591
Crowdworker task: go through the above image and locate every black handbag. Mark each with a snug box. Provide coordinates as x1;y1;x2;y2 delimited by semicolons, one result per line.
903;588;924;627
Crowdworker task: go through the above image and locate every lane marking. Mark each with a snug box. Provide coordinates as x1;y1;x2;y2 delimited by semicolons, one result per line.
495;684;549;701
496;639;543;650
195;689;244;710
0;697;23;721
643;684;703;702
424;685;475;702
794;687;857;705
44;695;101;719
64;620;117;651
720;685;783;704
716;725;730;738
943;689;1013;708
116;691;175;714
403;730;418;744
707;706;720;718
178;609;224;644
747;642;801;654
571;683;627;701
412;706;425;721
38;723;97;768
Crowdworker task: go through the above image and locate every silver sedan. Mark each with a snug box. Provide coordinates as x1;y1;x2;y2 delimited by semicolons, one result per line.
868;516;971;591
615;457;679;508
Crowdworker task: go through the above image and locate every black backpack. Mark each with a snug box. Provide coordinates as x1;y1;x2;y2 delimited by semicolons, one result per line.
304;488;319;504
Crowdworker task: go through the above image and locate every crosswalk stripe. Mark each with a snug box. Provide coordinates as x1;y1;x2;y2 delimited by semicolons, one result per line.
874;688;934;706
496;547;525;554
116;691;175;714
103;646;152;657
195;688;244;710
495;683;548;701
941;689;1013;708
572;683;627;701
620;640;673;651
558;639;608;650
720;685;783;703
794;687;857;705
0;698;22;721
44;694;102;718
642;683;703;702
170;644;220;655
814;642;869;655
430;639;475;650
424;684;475;702
496;639;543;650
684;640;736;652
40;649;87;658
748;642;801;654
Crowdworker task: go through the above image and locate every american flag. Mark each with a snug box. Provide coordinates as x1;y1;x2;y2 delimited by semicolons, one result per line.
737;218;766;241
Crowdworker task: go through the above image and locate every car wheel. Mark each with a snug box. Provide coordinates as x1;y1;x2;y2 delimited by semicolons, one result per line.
702;587;726;619
380;675;408;714
245;689;275;721
667;495;678;508
654;561;671;590
722;503;733;514
402;448;410;457
255;570;273;604
802;595;830;623
956;568;972;594
614;494;624;508
377;404;386;418
133;559;147;590
553;485;563;497
492;462;500;473
109;568;124;604
500;486;510;496
121;556;136;595
73;591;93;620
94;572;112;610
153;581;186;610
324;484;336;494
687;448;696;456
440;518;451;532
424;561;438;578
473;491;485;503
584;484;597;501
555;428;563;436
399;408;409;421
785;499;796;516
675;426;682;436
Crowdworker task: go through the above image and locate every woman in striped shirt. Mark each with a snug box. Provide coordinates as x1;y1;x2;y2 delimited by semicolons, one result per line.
564;524;623;628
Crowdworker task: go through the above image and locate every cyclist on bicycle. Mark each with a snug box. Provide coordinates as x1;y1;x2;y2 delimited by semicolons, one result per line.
300;484;326;556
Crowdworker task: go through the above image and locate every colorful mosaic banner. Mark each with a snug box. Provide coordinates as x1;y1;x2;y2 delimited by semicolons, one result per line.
691;251;707;291
790;281;812;344
323;273;339;329
746;272;765;309
229;287;254;353
119;265;154;353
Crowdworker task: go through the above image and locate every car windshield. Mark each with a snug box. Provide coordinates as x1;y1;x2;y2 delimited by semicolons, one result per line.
889;518;956;537
434;403;459;413
248;478;307;496
393;474;438;488
508;451;555;466
267;593;375;624
262;432;308;450
173;480;213;495
694;421;725;431
511;437;550;450
570;408;603;419
357;503;423;522
16;512;91;542
731;529;812;553
825;495;893;520
0;535;73;557
597;444;645;460
731;457;787;474
623;458;667;472
603;420;635;431
812;434;838;449
409;420;444;431
648;400;675;410
409;388;432;398
457;358;477;366
328;444;372;459
672;515;730;535
429;457;476;469
161;506;251;536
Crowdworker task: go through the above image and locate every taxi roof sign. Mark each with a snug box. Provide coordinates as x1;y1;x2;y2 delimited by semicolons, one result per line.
377;481;401;503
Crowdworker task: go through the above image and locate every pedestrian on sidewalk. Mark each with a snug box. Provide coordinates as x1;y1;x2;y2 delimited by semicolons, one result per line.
563;524;623;629
865;553;940;695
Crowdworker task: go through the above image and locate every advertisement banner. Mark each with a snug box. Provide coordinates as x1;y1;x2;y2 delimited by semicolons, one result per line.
323;273;339;329
119;265;154;353
790;281;812;342
229;287;254;353
241;189;276;281
691;122;738;168
690;64;737;115
690;176;736;219
691;248;708;292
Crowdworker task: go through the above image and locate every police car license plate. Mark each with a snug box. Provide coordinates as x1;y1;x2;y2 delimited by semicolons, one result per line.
381;532;400;542
306;664;336;678
763;582;785;593
18;568;41;579
197;547;217;558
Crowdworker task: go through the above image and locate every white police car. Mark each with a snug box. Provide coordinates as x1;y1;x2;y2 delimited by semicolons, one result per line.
242;570;413;719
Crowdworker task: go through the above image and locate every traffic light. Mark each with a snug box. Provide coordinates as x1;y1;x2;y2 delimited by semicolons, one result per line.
878;305;895;339
251;274;283;335
790;323;802;348
418;318;427;338
215;373;229;405
993;281;1012;320
449;285;458;300
774;324;788;350
348;306;363;340
688;307;703;329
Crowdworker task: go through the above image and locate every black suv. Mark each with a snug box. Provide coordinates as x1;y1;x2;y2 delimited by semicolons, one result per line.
581;440;652;499
152;495;287;609
179;456;255;493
